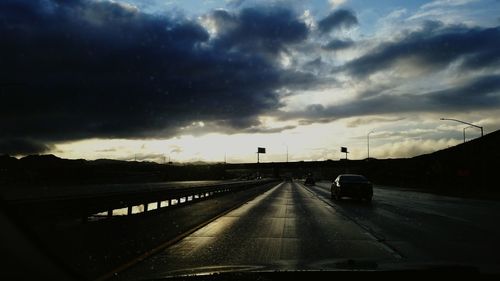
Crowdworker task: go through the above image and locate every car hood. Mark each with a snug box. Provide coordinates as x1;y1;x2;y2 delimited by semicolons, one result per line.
123;259;499;280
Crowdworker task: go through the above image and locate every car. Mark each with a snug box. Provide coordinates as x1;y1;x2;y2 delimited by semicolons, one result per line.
331;174;373;203
304;175;315;186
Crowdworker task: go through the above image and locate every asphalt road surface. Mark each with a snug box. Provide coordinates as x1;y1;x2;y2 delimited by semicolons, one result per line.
117;181;500;279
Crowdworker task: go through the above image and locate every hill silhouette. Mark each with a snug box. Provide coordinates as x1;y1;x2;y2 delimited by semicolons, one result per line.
361;128;499;196
0;154;227;187
1;129;499;198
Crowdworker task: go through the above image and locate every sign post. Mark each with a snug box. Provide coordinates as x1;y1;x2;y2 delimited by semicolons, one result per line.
341;147;349;160
257;147;266;163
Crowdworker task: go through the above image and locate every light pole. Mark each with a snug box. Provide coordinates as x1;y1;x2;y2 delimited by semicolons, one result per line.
281;142;288;163
463;125;473;143
367;131;374;159
286;145;288;163
440;118;483;138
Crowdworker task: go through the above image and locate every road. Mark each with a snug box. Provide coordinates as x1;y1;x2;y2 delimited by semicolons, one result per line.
116;181;500;279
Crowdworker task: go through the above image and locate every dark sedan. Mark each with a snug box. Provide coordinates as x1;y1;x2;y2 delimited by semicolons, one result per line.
331;174;373;203
304;175;315;186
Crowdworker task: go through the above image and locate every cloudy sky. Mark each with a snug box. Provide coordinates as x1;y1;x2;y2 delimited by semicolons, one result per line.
1;0;500;163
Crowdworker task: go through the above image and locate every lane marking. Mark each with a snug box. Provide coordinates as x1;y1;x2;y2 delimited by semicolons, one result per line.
94;182;283;281
299;183;403;259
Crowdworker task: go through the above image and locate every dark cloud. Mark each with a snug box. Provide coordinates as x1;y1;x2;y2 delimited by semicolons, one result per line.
278;70;325;90
430;75;500;108
0;139;52;155
339;23;500;77
170;147;183;154
318;9;358;34
303;57;323;71
211;7;309;54
322;38;354;51
243;125;296;133
0;0;314;154
226;0;246;8
280;74;500;121
176;119;298;136
346;117;406;128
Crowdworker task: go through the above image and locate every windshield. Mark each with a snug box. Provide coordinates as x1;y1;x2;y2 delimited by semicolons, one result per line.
1;0;500;280
340;175;367;182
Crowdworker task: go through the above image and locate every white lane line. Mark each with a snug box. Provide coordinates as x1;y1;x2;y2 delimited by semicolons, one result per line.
299;183;403;259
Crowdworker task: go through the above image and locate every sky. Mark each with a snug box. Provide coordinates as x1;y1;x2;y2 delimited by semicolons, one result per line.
1;0;500;163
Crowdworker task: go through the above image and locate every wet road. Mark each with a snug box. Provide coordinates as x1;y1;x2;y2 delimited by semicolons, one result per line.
311;182;500;268
118;181;500;279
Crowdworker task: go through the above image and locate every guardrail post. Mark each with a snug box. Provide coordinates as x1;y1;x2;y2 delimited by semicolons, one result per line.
144;203;148;212
127;205;132;215
107;209;113;217
157;201;161;209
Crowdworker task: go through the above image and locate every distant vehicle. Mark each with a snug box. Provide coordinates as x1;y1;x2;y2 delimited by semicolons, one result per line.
331;174;373;203
304;175;315;186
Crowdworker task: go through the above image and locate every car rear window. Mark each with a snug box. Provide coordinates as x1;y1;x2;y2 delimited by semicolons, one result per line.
341;175;367;182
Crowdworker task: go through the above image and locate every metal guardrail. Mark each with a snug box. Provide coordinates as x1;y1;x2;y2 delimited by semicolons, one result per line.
5;179;279;222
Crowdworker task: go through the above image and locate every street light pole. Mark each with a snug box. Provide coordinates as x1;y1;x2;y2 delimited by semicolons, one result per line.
286;145;289;163
367;131;374;159
440;118;483;138
463;125;473;143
